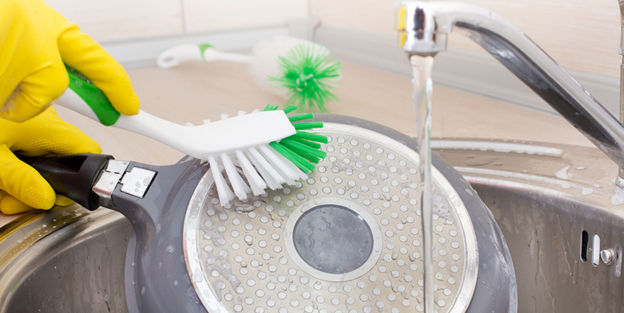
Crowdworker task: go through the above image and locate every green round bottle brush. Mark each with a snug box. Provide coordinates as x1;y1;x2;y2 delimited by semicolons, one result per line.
157;37;342;112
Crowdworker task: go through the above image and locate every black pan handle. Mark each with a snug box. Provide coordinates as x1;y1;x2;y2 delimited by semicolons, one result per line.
18;154;114;211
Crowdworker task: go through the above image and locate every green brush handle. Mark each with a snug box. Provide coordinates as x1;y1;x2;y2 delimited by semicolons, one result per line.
62;66;121;126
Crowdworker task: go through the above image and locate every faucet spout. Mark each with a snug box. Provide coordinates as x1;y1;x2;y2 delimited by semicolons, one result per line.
397;1;624;175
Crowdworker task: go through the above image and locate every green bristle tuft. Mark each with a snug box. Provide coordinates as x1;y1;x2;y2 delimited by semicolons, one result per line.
288;113;314;122
280;138;326;160
268;43;342;112
288;136;322;149
264;107;328;173
269;142;315;173
285;147;320;164
293;122;324;130
283;105;298;114
280;138;321;164
263;104;279;111
278;143;321;164
290;131;328;144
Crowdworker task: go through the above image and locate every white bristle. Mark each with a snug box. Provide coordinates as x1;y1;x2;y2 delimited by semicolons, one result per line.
238;111;246;116
221;152;251;200
235;150;266;195
202;119;211;124
185;122;194;127
246;147;284;190
221;114;229;120
211;146;309;204
207;155;235;206
208;142;314;203
258;145;298;185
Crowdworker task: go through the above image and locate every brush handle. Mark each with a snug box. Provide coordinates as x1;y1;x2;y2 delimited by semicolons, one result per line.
57;67;297;160
156;44;252;69
57;86;212;158
58;67;198;155
201;48;253;64
63;66;121;126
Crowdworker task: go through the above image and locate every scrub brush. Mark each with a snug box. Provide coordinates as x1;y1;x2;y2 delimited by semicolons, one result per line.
156;36;342;113
57;66;327;206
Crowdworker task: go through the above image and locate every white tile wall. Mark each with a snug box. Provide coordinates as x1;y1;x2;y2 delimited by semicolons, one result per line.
182;0;308;32
45;0;184;42
44;0;308;42
43;0;621;79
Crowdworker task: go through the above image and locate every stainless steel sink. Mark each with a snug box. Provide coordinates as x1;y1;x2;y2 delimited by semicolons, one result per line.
1;139;622;313
0;207;131;313
434;139;624;313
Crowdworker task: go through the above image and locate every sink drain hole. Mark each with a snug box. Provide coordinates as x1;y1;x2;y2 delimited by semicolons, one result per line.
580;230;588;262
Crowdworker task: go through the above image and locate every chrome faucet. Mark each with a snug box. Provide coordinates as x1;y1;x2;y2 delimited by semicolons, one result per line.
396;1;624;186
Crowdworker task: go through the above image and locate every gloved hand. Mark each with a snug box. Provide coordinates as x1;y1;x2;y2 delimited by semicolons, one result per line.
0;0;140;122
0;0;140;214
0;107;102;215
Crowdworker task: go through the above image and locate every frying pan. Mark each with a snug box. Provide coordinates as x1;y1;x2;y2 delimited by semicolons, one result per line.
23;114;517;313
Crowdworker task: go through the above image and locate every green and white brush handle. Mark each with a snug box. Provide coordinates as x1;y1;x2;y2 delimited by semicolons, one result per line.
59;68;294;157
157;44;252;68
56;67;327;206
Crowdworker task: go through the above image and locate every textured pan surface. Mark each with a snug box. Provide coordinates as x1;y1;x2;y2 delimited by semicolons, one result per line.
184;123;478;313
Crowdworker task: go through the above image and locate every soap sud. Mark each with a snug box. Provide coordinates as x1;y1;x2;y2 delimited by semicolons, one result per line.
432;192;456;224
611;186;624;205
555;165;570;180
212;280;226;300
201;216;240;295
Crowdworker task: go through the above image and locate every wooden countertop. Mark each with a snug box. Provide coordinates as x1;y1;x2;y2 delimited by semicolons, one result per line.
0;60;592;226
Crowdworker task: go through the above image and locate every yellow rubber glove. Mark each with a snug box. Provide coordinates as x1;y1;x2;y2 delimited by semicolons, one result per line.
0;0;140;122
0;107;102;215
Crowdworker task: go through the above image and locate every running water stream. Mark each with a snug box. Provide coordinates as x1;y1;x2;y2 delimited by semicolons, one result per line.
411;54;435;313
